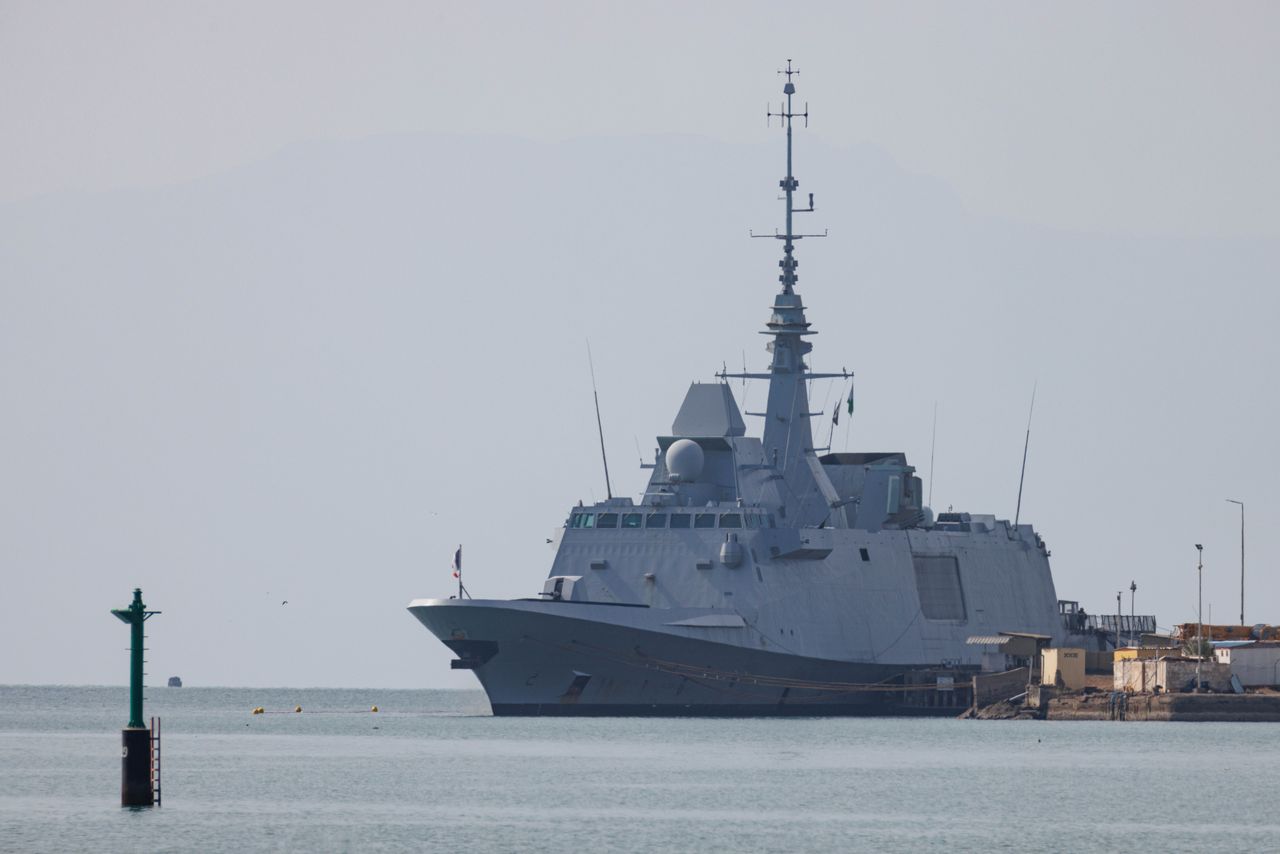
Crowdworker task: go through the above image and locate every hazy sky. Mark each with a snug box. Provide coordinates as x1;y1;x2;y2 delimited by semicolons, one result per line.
4;1;1278;235
2;2;1278;689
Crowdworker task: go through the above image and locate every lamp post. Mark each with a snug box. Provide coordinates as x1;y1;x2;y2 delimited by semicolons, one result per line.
1227;499;1244;626
1195;544;1204;693
1116;591;1123;651
1130;580;1137;647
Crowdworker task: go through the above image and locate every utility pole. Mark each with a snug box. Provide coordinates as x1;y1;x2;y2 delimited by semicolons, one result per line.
1227;499;1244;626
1195;544;1204;693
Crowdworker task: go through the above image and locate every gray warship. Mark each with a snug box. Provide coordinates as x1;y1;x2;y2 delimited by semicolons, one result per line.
409;63;1098;715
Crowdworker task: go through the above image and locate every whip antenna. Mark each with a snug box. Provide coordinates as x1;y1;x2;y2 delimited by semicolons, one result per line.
586;340;614;500
1014;383;1037;527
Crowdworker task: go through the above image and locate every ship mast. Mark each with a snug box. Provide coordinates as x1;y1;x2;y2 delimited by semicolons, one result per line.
775;59;808;296
720;61;849;522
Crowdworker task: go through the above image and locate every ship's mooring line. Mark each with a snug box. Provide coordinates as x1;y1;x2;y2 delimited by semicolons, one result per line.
867;607;922;661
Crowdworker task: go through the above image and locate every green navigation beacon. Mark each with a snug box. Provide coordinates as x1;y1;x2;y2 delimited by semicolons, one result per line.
111;588;160;806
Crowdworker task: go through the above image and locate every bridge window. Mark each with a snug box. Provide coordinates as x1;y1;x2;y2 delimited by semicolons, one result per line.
695;513;716;529
670;513;691;529
887;476;900;513
646;513;668;528
596;513;619;529
571;513;595;529
719;513;742;528
622;513;642;529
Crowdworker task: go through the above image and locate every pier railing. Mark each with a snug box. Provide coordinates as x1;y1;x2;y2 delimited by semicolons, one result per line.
1085;614;1156;634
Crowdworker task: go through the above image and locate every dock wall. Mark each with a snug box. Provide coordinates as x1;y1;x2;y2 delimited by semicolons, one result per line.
1048;693;1280;721
971;667;1029;709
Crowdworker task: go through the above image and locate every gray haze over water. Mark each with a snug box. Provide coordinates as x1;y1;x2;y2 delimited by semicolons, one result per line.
2;3;1278;688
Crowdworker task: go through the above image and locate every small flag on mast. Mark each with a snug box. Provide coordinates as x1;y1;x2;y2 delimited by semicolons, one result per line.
451;546;461;579
846;383;855;416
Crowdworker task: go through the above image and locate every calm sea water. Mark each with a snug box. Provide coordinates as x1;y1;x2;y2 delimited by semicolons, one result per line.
2;685;1278;853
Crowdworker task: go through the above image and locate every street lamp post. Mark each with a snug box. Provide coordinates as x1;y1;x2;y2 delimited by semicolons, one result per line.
1227;499;1244;626
1130;580;1137;647
1116;591;1123;651
1195;544;1204;693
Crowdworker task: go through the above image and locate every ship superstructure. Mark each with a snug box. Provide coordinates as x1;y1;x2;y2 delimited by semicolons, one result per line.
409;63;1088;715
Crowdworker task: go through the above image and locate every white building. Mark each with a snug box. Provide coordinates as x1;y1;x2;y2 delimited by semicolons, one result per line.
1215;642;1280;687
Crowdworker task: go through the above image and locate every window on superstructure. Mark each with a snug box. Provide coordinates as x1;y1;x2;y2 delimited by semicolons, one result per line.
621;513;642;529
596;513;619;528
719;513;742;528
694;513;716;529
571;513;595;529
745;514;758;529
669;513;691;529
646;514;668;528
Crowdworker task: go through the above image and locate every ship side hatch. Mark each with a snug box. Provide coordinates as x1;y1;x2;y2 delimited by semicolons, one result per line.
560;672;592;703
911;555;967;621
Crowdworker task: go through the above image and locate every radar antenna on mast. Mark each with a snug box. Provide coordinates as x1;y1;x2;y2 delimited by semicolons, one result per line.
749;59;827;293
724;59;846;394
729;59;842;388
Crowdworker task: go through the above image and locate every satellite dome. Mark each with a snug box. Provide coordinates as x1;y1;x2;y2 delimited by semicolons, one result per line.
666;439;704;482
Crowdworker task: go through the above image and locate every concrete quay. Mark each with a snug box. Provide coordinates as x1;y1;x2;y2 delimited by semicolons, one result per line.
1047;691;1280;722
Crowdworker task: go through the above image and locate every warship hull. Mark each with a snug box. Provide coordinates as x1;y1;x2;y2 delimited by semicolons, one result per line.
410;599;973;716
